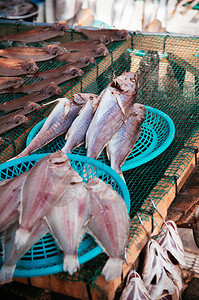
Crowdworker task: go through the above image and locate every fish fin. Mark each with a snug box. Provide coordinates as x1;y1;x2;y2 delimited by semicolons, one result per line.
63;254;79;275
65;131;69;140
119;172;126;183
14;227;30;250
0;264;15;284
106;145;110;160
102;258;123;282
114;91;125;115
63;101;71;121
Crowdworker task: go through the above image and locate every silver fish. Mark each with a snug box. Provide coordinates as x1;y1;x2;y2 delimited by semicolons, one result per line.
0;219;48;284
62;93;100;153
86;177;130;281
107;103;146;179
46;180;90;275
120;270;151;300
86;72;138;160
14;97;84;158
14;151;73;249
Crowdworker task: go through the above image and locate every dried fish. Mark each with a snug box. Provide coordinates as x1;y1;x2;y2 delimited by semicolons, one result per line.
0;44;65;62
62;93;100;153
4;67;83;94
0;23;69;43
86;72;138;160
0;57;38;76
0;114;28;135
46;180;90;275
0;77;23;90
0;82;62;113
14;97;85;158
60;39;103;51
57;44;108;62
14;151;73;249
107;103;146;179
86;177;130;281
76;28;131;44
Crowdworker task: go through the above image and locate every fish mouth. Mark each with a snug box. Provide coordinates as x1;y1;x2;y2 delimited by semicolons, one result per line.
48;150;69;165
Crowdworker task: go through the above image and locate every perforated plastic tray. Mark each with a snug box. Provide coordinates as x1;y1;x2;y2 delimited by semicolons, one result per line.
0;153;130;278
27;106;175;170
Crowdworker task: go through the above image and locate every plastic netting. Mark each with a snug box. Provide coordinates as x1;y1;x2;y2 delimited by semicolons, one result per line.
0;20;198;295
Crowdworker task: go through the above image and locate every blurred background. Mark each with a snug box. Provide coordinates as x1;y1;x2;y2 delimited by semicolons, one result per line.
0;0;198;35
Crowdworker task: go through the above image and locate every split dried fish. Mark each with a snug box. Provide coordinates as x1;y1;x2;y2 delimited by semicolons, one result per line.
62;93;100;153
86;72;138;160
0;44;65;62
86;177;130;281
0;77;23;90
60;39;103;51
0;57;38;76
0;82;62;113
0;23;69;43
0;114;28;135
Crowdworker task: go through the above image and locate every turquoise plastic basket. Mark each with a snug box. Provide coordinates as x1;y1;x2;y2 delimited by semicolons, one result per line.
0;153;130;278
26;106;175;170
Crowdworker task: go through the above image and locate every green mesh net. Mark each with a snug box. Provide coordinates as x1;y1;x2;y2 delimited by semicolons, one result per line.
0;21;198;295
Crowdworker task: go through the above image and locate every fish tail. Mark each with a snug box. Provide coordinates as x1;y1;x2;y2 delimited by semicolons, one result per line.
14;227;30;249
0;264;15;284
63;254;79;275
102;257;123;282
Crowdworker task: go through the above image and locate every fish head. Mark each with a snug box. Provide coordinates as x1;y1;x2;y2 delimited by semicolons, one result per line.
56;97;71;119
99;35;112;45
24;102;41;113
22;60;38;73
111;72;138;96
94;44;109;56
133;103;146;120
45;44;65;56
42;82;62;97
48;150;71;175
52;22;69;33
80;55;95;66
116;29;131;41
13;114;28;125
9;77;23;89
64;66;83;77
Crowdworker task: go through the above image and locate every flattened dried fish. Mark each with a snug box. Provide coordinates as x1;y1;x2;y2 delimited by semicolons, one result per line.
86;177;130;281
0;23;69;43
107;103;146;178
86;72;138;160
0;57;38;76
57;44;108;62
46;181;90;275
60;39;103;51
0;82;61;113
0;77;23;90
62;93;100;153
14;97;85;158
14;151;73;249
0;44;65;62
76;28;130;44
0;114;28;135
5;67;83;94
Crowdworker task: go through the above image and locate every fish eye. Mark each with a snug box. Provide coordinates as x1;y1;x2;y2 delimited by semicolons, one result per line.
70;69;78;76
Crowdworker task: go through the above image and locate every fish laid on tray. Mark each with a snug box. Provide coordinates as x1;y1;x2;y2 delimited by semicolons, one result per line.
86;177;130;281
0;22;69;43
0;115;28;135
13;97;87;158
0;57;38;76
60;39;103;52
0;82;61;113
0;77;23;91
86;71;138;160
0;44;65;62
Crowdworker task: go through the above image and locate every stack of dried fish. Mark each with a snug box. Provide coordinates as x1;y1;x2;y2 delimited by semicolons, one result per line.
120;219;186;299
0;150;130;284
12;72;146;181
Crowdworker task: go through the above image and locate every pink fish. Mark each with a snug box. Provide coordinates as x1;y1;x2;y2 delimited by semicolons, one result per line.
46;180;90;275
86;177;130;281
14;151;73;249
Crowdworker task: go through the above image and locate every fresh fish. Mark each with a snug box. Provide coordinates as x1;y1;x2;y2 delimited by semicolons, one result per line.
0;219;48;284
156;220;186;268
0;57;38;76
3;68;83;94
60;39;102;51
0;114;28;135
86;177;130;281
0;77;23;90
141;239;177;299
86;72;138;160
0;44;65;62
120;270;151;300
0;171;28;233
107;103;146;178
62;93;100;153
67;8;94;27
0;82;62;113
46;180;90;275
14;97;85;158
14;151;73;249
57;44;109;62
76;28;131;44
29;58;95;79
0;22;69;43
